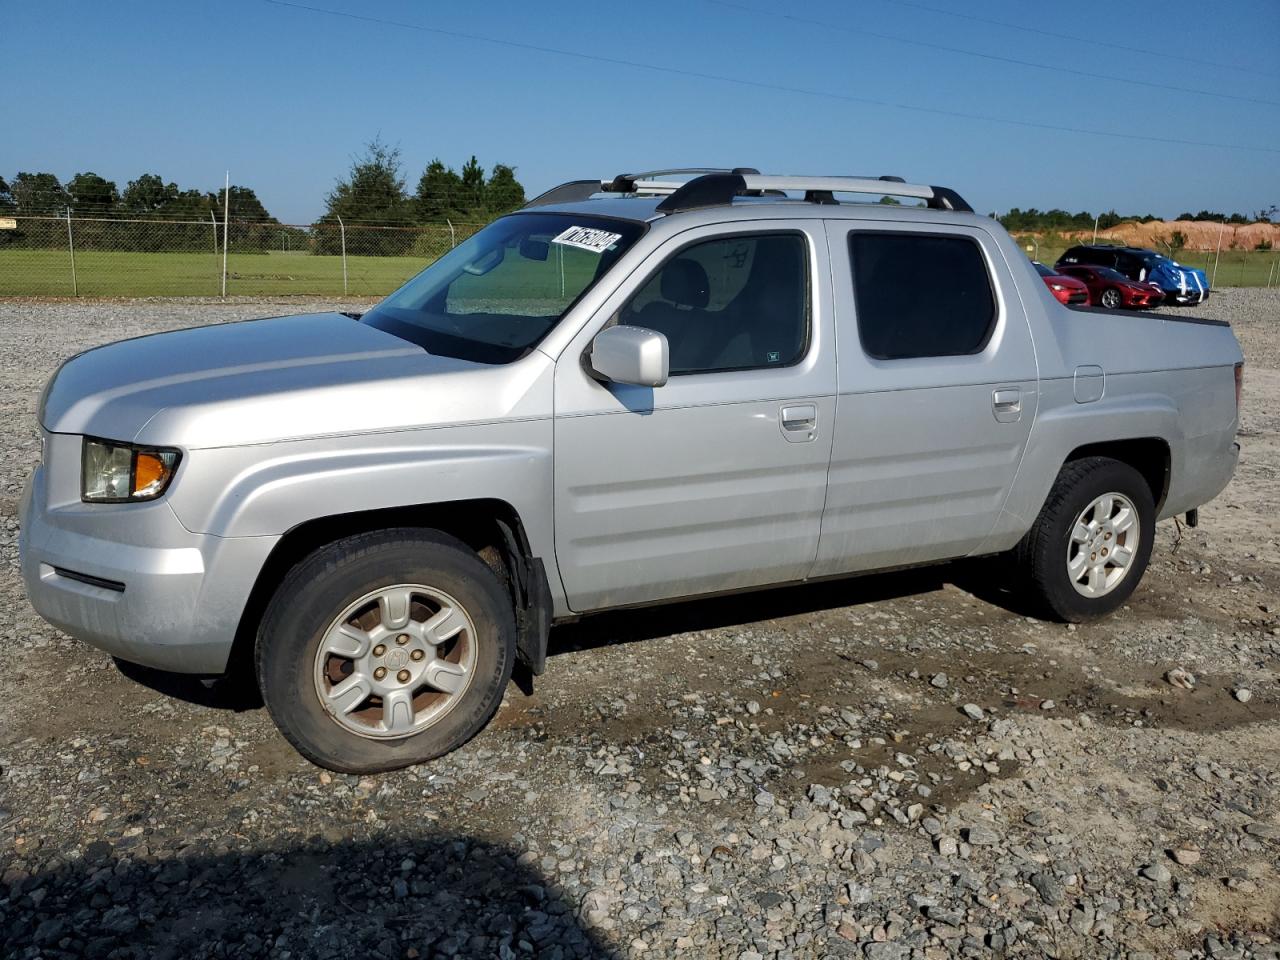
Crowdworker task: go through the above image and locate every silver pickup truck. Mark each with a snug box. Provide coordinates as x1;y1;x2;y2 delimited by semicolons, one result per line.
19;169;1243;772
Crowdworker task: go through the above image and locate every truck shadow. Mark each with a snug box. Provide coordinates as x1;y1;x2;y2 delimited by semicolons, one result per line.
3;832;619;959
115;557;1044;708
550;556;1044;655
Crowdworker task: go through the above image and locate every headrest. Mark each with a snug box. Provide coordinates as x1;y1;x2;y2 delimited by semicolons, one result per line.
661;258;710;309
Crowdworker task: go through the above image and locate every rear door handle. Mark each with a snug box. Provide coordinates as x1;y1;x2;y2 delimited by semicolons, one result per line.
780;403;817;442
992;387;1022;423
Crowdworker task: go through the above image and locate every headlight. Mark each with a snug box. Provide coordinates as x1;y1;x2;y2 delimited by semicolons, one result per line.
81;437;181;503
1050;283;1065;291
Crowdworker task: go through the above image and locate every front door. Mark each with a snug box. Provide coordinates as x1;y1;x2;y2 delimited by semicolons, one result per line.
812;221;1039;576
553;222;836;612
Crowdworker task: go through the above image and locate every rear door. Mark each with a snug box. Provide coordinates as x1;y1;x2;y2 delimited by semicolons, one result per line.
812;221;1039;576
552;221;836;611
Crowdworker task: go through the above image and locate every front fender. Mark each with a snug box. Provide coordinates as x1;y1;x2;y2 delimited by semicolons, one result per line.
168;420;555;555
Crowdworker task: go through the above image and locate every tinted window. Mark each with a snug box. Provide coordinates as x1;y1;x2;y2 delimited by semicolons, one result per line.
618;233;809;375
849;232;997;360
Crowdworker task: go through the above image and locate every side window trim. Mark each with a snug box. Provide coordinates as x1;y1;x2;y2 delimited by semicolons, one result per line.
613;230;814;377
847;228;999;362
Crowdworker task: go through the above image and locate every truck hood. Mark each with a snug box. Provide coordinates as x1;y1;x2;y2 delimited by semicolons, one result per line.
40;312;547;448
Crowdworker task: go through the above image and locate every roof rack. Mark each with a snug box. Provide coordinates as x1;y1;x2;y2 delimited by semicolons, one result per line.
524;168;763;208
524;170;972;214
656;173;972;213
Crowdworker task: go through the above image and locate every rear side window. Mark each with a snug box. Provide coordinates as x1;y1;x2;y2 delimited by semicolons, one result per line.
849;232;997;360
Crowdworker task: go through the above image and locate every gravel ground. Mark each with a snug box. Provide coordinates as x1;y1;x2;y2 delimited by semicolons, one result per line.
1;290;1278;960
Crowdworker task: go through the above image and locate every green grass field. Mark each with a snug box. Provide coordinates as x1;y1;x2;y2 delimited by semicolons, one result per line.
0;249;432;297
1;244;1277;298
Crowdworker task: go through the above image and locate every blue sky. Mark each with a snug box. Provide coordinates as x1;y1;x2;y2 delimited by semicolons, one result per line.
3;0;1277;224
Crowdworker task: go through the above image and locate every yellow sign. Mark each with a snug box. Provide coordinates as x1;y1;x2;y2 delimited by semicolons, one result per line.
0;218;16;230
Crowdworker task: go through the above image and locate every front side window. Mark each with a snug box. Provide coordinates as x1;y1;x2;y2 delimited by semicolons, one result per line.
849;231;997;360
617;233;809;375
364;213;643;363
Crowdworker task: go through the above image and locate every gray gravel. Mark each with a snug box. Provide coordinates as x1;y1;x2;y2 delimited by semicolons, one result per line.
1;290;1279;959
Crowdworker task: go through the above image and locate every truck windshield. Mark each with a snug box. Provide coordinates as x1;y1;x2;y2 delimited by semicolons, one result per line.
362;212;644;363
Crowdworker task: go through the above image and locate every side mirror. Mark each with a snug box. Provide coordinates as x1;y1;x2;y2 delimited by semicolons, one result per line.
589;325;669;388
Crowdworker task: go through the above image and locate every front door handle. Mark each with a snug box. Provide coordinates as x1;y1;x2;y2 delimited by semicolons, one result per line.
992;387;1022;423
780;403;818;442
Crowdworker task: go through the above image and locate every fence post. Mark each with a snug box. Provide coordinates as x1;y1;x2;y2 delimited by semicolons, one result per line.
337;215;348;295
209;210;219;293
1212;221;1225;289
65;207;78;297
446;218;456;249
221;172;230;298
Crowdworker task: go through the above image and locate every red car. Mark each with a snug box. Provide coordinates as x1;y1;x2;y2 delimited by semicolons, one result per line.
1032;261;1089;306
1056;264;1165;309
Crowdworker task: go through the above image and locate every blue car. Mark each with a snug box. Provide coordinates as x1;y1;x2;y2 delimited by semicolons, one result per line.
1056;244;1210;305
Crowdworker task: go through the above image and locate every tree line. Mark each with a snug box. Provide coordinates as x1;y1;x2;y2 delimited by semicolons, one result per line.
0;171;275;221
0;138;526;229
312;139;526;255
998;205;1276;232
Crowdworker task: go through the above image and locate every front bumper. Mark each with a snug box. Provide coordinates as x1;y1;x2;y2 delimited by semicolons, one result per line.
18;461;278;674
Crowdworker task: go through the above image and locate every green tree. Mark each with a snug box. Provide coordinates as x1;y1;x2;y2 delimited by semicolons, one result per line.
121;173;179;214
414;159;463;221
10;172;69;213
459;155;486;213
66;172;119;214
323;138;411;223
209;185;275;222
1169;230;1187;254
0;175;13;212
485;163;525;214
877;195;902;205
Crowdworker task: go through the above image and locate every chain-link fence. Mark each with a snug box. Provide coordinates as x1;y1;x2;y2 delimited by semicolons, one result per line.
3;212;1278;297
0;214;486;297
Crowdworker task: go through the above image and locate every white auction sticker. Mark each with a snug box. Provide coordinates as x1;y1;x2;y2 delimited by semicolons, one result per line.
551;225;622;254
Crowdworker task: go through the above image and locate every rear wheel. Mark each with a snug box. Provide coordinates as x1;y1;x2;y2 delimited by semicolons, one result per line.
1015;457;1155;621
1099;288;1122;309
256;529;515;773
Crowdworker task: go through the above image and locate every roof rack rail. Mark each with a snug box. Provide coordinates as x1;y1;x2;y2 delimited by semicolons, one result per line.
525;170;973;214
525;168;763;207
657;174;972;214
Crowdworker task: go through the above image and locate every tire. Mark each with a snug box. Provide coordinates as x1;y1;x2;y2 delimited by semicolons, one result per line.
1100;288;1122;309
256;528;515;773
1014;457;1155;622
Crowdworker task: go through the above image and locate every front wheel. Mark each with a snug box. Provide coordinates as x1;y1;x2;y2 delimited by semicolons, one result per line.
1099;288;1122;309
1015;457;1155;621
256;529;515;773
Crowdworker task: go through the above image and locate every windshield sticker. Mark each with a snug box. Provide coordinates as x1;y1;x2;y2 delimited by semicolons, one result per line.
552;225;623;254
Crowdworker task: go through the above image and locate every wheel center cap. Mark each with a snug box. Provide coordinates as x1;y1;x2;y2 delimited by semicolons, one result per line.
384;649;409;670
